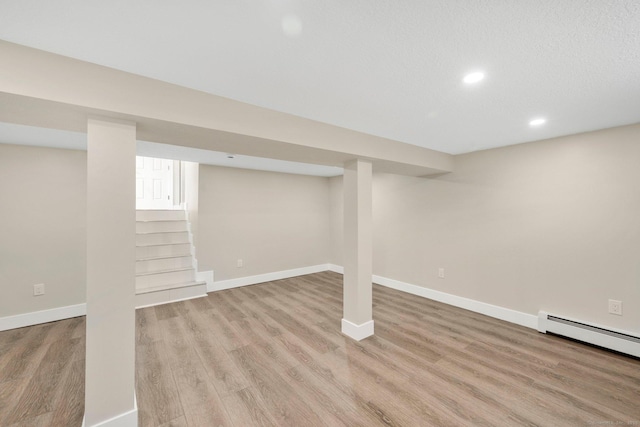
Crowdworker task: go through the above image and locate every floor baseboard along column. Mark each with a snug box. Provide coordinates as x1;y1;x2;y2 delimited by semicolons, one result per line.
341;318;374;341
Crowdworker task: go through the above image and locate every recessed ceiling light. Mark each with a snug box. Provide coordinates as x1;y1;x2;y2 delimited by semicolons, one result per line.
463;72;485;84
529;118;546;127
282;14;303;37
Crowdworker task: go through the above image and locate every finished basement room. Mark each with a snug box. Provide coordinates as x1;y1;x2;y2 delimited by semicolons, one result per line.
0;1;639;426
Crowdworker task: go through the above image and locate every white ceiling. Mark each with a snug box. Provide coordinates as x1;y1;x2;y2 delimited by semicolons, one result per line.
0;1;639;158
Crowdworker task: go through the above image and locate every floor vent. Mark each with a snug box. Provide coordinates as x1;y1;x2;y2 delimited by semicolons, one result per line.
538;311;640;358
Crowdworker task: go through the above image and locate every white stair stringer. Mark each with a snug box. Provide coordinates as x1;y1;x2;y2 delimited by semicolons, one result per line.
135;209;206;308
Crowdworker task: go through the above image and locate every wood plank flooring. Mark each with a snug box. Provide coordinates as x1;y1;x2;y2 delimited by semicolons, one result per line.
1;271;639;426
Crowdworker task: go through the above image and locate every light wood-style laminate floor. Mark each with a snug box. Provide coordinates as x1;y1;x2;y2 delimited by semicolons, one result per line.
1;271;639;426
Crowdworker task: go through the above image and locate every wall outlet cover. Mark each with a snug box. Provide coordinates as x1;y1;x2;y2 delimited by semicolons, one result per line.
608;299;622;316
33;283;45;296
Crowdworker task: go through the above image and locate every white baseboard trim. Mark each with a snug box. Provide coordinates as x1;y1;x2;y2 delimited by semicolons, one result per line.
328;264;537;330
328;264;343;274
0;303;86;332
83;392;138;427
197;270;215;292
211;264;329;292
373;274;538;329
342;318;374;341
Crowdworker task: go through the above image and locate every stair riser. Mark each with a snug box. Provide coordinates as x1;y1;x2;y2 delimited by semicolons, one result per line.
136;232;190;246
136;256;193;274
135;283;207;308
136;244;191;260
136;220;188;234
136;210;186;222
136;269;196;289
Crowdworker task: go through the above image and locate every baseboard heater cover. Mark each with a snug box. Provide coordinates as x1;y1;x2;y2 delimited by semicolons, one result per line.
538;311;640;358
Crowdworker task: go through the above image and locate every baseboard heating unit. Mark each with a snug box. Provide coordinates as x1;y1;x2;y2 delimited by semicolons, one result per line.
538;311;640;358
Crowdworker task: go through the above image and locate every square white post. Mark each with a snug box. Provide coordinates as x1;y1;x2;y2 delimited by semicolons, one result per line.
342;159;374;340
85;118;137;426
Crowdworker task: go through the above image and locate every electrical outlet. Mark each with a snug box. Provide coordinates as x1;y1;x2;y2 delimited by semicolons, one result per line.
438;268;445;279
237;259;243;268
608;299;622;316
33;283;45;296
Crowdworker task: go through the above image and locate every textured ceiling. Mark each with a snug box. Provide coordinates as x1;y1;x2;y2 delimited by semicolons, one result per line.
0;0;639;155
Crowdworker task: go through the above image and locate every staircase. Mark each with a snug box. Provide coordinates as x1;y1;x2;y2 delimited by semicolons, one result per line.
135;209;207;307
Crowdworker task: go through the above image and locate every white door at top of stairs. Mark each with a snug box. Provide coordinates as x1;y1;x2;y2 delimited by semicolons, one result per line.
136;156;173;210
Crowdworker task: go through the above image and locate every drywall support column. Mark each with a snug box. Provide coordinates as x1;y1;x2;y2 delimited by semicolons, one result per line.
342;159;374;340
85;118;138;427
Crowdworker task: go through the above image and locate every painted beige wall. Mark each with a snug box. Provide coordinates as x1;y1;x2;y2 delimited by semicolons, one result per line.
0;144;86;318
0;146;331;318
329;176;344;267
4;122;637;336
331;124;640;334
198;165;331;281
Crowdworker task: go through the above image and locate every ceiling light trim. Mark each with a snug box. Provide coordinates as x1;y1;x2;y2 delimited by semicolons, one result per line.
529;118;547;127
463;71;485;84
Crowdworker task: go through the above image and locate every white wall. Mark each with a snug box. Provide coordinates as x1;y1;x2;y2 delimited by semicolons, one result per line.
0;144;86;318
197;165;331;281
331;124;640;334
